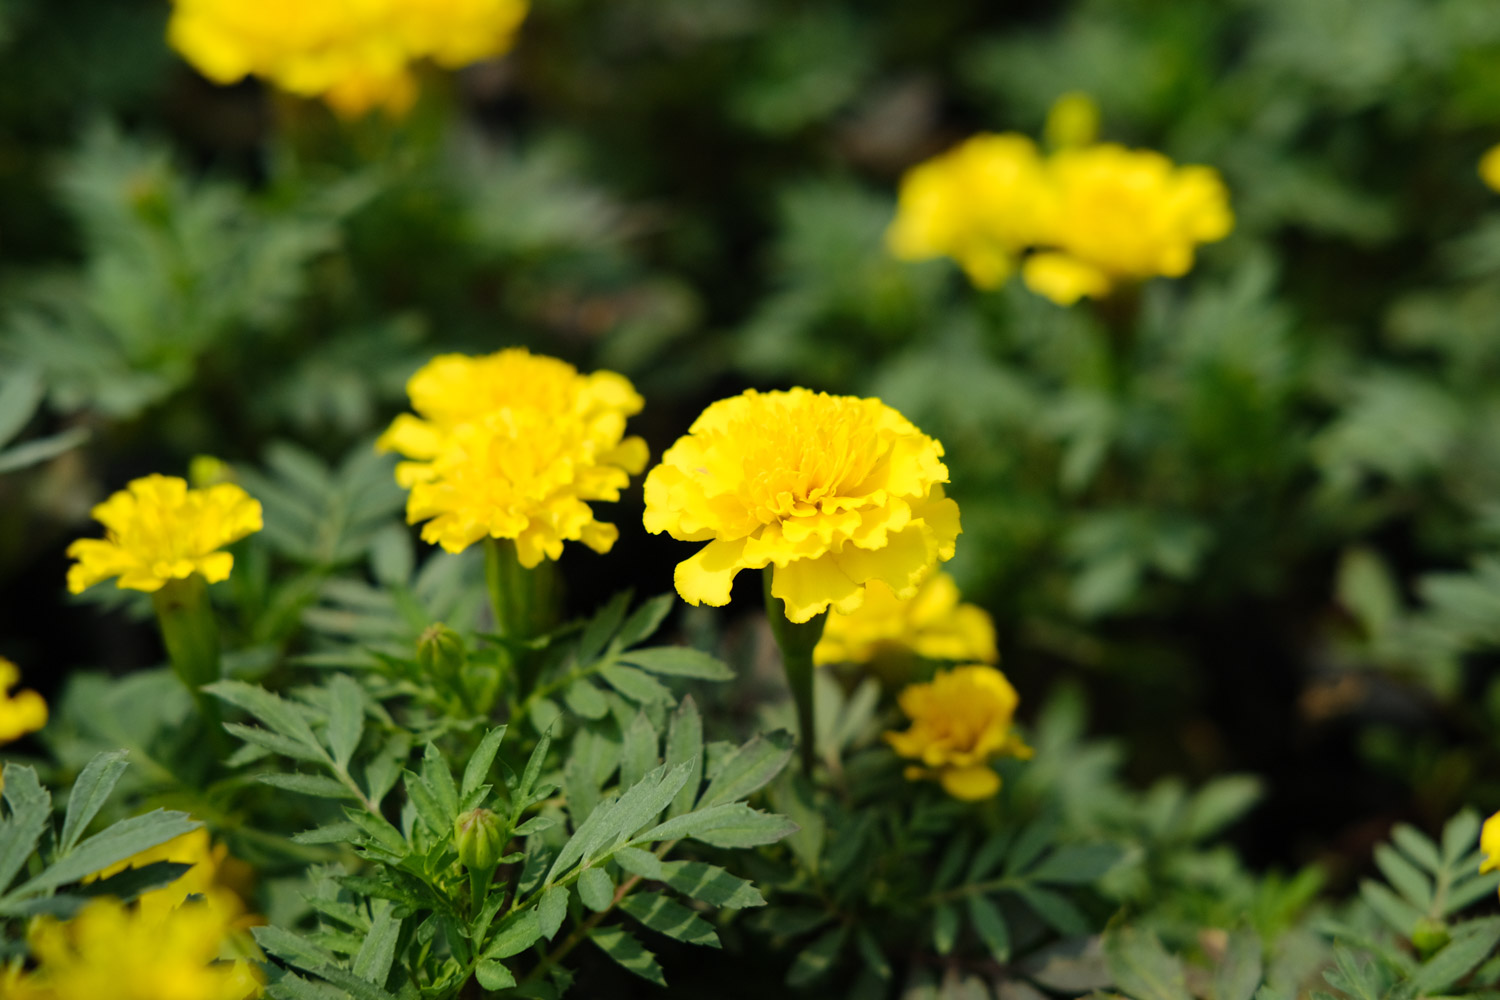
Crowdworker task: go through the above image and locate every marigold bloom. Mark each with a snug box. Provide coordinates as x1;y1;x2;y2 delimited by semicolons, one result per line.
1023;144;1232;305
167;0;527;118
885;664;1031;801
887;134;1051;289
1481;810;1500;877
66;476;262;595
21;897;262;1000
377;350;648;564
0;659;46;744
1481;145;1500;194
813;571;997;669
91;829;253;928
643;388;961;624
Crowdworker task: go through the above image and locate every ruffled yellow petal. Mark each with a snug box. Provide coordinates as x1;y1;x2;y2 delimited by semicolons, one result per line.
0;659;46;744
1022;251;1112;306
1481;811;1500;875
813;571;998;669
885;665;1028;802
940;765;1002;801
1482;145;1500;195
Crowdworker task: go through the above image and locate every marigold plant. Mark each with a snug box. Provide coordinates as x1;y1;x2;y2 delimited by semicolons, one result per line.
813;571;997;669
885;663;1031;801
65;475;263;595
642;387;961;624
378;349;648;564
166;0;528;117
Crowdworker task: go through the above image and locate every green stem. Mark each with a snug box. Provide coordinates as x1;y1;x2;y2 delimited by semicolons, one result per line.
152;574;224;745
763;568;827;775
484;538;556;699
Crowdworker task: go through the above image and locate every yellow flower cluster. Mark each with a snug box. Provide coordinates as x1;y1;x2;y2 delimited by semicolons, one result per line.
813;571;997;670
167;0;529;118
1481;145;1500;194
0;658;46;744
66;475;263;595
888;102;1232;305
378;349;649;565
9;831;262;1000
1482;810;1500;878
885;664;1031;801
643;388;961;624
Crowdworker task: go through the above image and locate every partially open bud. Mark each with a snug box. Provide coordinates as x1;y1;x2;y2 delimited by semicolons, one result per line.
418;623;465;680
455;808;504;871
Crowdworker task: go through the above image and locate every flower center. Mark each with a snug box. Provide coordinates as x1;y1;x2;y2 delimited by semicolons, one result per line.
732;393;884;523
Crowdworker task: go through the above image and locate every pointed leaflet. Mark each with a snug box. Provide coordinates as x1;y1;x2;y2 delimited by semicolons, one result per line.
591;926;666;986
4;810;199;901
696;731;794;808
665;697;704;818
59;751;129;855
326;674;365;771
206;680;323;758
615;594;676;650
621;647;734;680
578;866;614;912
620;891;721;948
462;726;508;801
635;802;796;849
620;712;658;792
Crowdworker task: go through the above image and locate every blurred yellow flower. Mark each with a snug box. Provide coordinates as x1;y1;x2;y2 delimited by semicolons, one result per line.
378;350;648;564
90;829;254;929
167;0;528;118
1481;810;1500;878
885;664;1031;801
1481;145;1500;194
643;388;961;624
1044;91;1100;150
0;658;46;744
21;896;262;1000
813;571;997;669
887;133;1050;289
1024;144;1232;305
66;475;262;595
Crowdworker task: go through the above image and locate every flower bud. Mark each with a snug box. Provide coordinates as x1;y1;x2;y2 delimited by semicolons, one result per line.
1411;917;1450;958
454;808;504;871
418;624;465;680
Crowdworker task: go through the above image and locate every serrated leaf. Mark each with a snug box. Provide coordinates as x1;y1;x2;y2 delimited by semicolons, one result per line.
620;891;720;948
578;865;614;912
517;729;553;813
1360;879;1424;935
1391;824;1443;874
420;742;459;822
0;766;51;893
563;679;610;720
1106;928;1193;1000
483;907;543;960
620;712;658;792
968;894;1011;962
462;726;508;801
932;903;959;955
352;901;402;985
58;751;130;855
578;591;632;666
1412;917;1500;992
1374;843;1432;909
1442;811;1481;868
1185;777;1262;840
788;924;848;987
659;860;764;909
326;674;364;771
697;731;794;809
67;860;191;905
1026;843;1122;884
635;802;797;849
513;815;557;836
259;773;359;801
5;810;198;901
622;646;734;680
616;594;676;650
665;697;704;819
600;665;676;705
476;960;516;990
538;885;569;939
1213;928;1263;1000
206;680;323;756
591;925;665;986
1014;884;1089;937
224;723;328;765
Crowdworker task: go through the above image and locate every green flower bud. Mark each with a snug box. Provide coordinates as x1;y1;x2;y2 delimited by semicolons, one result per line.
1411;917;1450;958
418;623;465;679
455;808;504;871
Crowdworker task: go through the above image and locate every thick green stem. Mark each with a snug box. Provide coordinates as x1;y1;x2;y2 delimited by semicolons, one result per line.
484;538;556;698
152;574;224;742
763;568;827;775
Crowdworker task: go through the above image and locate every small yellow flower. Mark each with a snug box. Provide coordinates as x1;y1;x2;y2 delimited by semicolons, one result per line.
1481;810;1500;876
167;0;527;118
813;571;997;669
644;388;961;624
887;133;1050;289
23;896;262;1000
1044;92;1100;151
66;475;263;595
1024;144;1232;304
0;659;46;744
1481;145;1500;194
377;350;648;564
885;664;1031;801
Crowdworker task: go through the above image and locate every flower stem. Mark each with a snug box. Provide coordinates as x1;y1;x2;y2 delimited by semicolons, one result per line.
152;573;225;748
484;538;556;699
762;568;827;775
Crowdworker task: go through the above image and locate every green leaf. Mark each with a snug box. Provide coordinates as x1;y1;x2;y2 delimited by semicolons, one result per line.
325;674;364;771
516;729;553;813
578;865;615;912
616;594;676;650
1374;843;1432;909
563;679;610;720
658;860;764;909
254;925;341;970
538;884;569;940
1185;777;1263;840
352;901;402;986
578;590;632;666
1106;927;1193;1000
71;860;192;903
1026;843;1122;884
1412;917;1500;993
483;907;543;960
697;731;794;809
224;723;328;765
1014;884;1089;937
258;773;360;801
621;646;735;680
620;712;658;792
58;751;130;855
1442;811;1481;869
665;697;704;819
0;366;43;446
0;428;89;474
475;960;516;991
788;924;848;987
600;665;676;705
1213;928;1263;1000
421;742;459;822
206;680;323;756
635;802;797;849
5;810;198;901
1359;879;1425;935
462;726;508;801
855;926;891;981
932;903;958;955
620;891;720;948
1390;824;1443;874
0;766;51;893
968;894;1010;962
591;925;666;986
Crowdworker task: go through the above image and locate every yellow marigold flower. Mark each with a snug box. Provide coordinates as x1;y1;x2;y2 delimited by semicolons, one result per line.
887;134;1051;289
23;896;262;1000
377;350;648;564
167;0;527;118
643;388;961;625
813;571;997;669
0;659;46;744
1481;810;1500;877
66;475;263;595
90;829;254;929
885;664;1031;801
1481;145;1500;194
1024;144;1232;304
